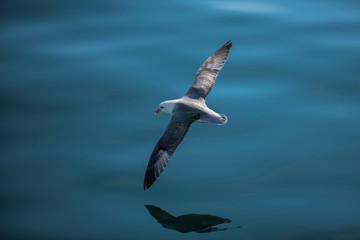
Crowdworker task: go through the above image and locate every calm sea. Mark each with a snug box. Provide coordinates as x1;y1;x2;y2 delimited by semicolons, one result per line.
1;0;360;239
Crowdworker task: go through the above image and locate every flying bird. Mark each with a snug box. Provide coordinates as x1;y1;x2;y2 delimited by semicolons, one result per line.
144;41;232;189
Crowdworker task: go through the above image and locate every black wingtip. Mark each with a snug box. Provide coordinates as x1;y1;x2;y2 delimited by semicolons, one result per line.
224;40;232;49
143;170;155;190
144;180;151;190
143;178;148;190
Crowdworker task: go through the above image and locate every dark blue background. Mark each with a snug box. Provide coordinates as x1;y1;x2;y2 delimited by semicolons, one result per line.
1;0;360;239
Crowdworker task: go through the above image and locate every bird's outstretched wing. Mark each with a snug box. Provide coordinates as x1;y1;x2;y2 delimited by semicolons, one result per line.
185;40;232;100
144;116;193;189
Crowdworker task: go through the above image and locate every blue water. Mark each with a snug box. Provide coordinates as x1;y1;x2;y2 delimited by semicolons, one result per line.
1;0;360;239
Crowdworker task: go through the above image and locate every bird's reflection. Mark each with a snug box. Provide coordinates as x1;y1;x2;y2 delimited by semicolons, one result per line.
145;205;240;233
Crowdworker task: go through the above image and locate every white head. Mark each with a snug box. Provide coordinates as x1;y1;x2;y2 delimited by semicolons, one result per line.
154;100;176;115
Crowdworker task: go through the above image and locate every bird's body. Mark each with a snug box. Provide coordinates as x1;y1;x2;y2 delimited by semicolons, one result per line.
144;41;232;189
160;97;227;124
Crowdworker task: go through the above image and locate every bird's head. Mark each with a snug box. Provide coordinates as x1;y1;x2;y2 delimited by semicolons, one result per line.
154;100;176;115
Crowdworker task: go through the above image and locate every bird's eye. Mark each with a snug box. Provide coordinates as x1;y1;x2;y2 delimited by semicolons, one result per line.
160;106;164;109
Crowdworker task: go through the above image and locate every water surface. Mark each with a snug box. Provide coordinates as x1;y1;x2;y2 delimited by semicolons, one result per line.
1;0;360;239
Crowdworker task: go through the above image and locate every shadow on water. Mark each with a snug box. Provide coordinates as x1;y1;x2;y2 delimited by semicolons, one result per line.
145;205;241;233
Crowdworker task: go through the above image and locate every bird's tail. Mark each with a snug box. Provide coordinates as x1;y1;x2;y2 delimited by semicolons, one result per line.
218;114;228;125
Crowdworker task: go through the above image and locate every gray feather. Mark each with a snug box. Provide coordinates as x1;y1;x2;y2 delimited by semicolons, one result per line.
144;115;193;189
185;41;232;100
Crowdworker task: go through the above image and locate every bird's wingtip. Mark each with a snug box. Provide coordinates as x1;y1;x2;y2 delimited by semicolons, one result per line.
143;176;154;190
224;40;232;49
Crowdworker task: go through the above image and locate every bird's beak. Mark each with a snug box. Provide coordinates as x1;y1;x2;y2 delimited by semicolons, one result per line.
154;108;160;114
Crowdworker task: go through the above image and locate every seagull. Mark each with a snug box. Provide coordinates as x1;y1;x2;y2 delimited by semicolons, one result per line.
144;40;232;189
